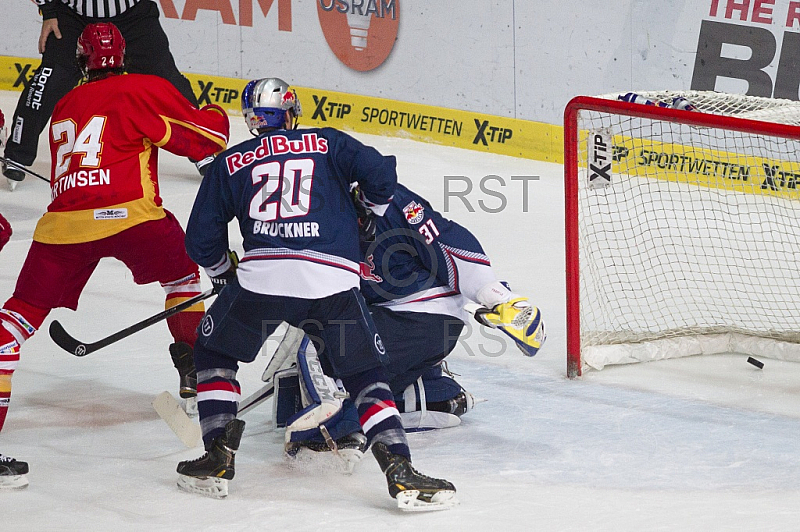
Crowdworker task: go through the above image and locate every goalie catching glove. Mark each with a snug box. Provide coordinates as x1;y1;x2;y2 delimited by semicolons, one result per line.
475;297;546;357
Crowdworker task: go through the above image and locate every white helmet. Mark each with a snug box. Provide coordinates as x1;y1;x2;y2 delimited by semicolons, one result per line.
241;78;302;134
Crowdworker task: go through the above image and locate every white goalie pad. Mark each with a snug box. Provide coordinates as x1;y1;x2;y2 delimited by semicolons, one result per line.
400;410;461;431
399;377;461;432
263;324;305;382
282;337;345;442
396;489;459;512
177;474;228;499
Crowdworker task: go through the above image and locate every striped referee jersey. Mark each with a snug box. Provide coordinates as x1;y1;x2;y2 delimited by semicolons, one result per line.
35;0;142;19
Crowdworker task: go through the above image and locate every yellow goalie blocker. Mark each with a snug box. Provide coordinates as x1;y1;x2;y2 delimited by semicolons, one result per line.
475;298;546;357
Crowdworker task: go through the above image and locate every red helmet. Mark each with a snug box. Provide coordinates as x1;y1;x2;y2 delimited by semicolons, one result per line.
77;22;126;73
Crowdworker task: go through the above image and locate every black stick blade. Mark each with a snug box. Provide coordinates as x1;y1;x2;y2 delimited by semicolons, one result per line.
49;320;92;356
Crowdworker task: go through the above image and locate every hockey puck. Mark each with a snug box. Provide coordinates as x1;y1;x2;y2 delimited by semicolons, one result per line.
746;357;764;369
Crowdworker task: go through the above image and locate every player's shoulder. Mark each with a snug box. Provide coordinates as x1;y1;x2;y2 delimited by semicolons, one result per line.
394;184;432;208
122;73;176;91
391;184;438;222
211;134;270;175
316;126;357;143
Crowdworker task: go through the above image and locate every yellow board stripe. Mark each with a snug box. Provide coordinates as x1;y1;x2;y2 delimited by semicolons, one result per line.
606;133;800;200
0;55;561;163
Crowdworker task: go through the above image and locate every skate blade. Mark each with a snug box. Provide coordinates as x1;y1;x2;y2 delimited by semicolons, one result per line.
7;178;17;192
177;474;228;498
183;396;198;417
400;410;461;432
0;474;29;490
285;446;365;475
396;489;459;512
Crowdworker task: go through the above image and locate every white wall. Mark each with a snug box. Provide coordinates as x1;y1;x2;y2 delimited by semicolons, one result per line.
2;0;797;125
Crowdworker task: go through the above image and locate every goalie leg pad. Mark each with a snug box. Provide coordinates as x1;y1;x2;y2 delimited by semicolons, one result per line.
280;337;365;457
281;337;344;435
395;372;462;410
398;377;461;432
273;367;302;429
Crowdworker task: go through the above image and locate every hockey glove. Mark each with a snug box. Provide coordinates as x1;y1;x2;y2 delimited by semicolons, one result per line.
474;298;546;357
209;250;239;294
194;155;215;178
353;187;377;242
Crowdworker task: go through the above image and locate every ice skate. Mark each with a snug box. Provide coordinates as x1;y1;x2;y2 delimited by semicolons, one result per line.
371;442;458;511
285;430;367;474
170;342;197;415
427;390;485;417
176;419;244;498
2;159;25;184
0;454;29;490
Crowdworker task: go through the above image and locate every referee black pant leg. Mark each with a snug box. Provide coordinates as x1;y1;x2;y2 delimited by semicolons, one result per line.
117;0;198;106
5;5;84;166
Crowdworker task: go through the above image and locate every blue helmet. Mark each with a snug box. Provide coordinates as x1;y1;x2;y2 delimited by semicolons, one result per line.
241;78;302;134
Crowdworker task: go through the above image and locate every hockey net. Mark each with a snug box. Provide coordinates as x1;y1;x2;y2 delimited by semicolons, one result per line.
565;90;800;378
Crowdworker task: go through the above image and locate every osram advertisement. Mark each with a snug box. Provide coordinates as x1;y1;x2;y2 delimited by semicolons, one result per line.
2;1;800;162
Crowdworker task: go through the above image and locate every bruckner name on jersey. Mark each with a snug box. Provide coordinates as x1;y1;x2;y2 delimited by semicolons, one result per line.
253;220;321;238
226;132;329;174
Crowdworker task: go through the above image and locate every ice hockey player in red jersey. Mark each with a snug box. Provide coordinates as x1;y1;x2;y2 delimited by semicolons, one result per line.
0;108;29;490
0;212;27;489
0;22;230;436
0;214;28;489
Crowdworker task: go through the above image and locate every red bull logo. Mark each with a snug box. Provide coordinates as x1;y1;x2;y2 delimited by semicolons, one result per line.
402;201;425;224
282;90;296;106
359;254;383;282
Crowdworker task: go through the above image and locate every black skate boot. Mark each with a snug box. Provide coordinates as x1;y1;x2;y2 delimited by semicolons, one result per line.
2;159;26;182
0;453;29;490
169;342;197;399
176;418;245;498
371;442;457;511
427;390;478;417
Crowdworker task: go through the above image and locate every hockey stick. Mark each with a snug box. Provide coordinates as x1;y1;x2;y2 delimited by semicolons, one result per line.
49;289;215;357
154;383;276;449
237;382;276;416
154;324;300;447
0;155;50;183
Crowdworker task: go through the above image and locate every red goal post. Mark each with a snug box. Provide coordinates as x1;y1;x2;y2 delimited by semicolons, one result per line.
565;91;800;378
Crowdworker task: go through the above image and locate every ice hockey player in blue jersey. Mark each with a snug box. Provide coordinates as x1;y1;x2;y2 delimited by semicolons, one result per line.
360;183;546;424
176;78;457;510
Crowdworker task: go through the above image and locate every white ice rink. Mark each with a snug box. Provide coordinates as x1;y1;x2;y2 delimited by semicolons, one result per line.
1;90;800;531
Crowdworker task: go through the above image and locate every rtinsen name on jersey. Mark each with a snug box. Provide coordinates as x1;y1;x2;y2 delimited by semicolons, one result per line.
225;132;329;174
51;168;111;200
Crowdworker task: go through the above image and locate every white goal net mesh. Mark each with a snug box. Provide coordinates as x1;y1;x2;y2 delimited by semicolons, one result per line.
571;90;800;371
